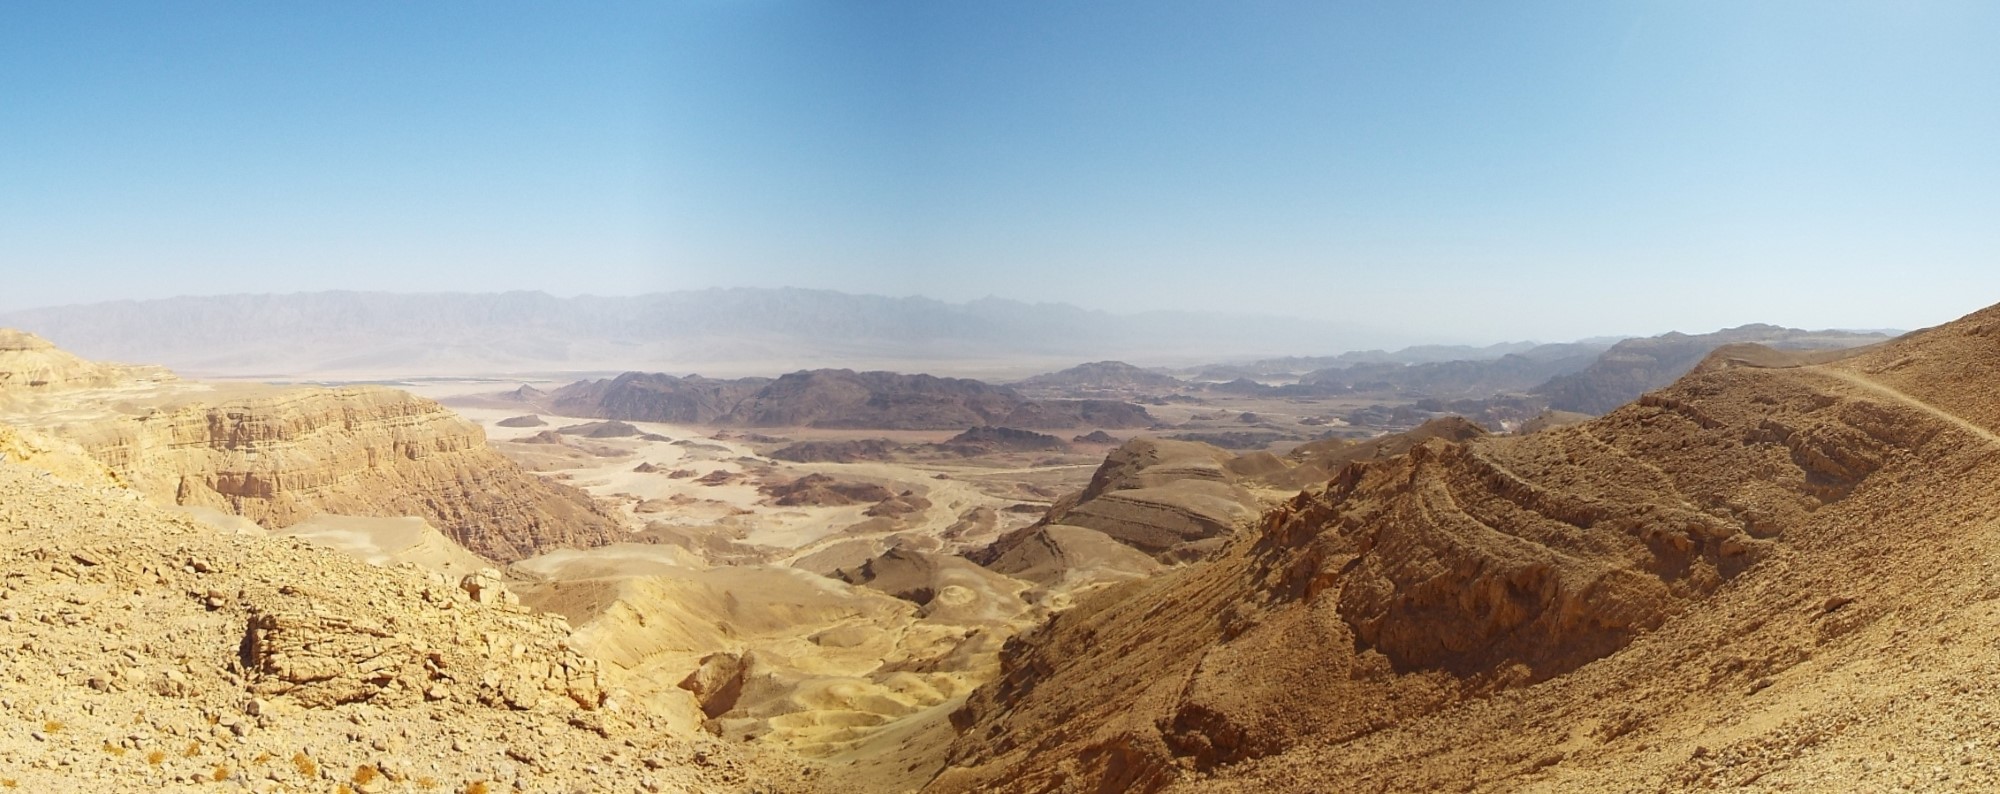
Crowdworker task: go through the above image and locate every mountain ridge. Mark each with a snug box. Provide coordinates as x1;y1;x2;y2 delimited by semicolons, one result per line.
0;288;1408;377
920;305;2000;792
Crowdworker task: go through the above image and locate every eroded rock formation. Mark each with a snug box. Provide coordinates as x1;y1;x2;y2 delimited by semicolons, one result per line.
0;332;622;562
925;306;2000;793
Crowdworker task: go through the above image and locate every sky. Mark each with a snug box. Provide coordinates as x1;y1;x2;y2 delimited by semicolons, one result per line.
3;1;1998;343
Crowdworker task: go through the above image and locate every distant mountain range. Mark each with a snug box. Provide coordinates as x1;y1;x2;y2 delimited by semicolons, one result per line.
0;289;1410;378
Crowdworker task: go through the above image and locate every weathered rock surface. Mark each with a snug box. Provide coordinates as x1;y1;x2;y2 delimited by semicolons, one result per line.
934;426;1068;455
1037;438;1264;556
835;547;1030;625
981;523;1164;593
768;438;904;463
0;335;623;562
760;473;897;507
925;305;2000;793
1264;415;1489;490
0;446;786;792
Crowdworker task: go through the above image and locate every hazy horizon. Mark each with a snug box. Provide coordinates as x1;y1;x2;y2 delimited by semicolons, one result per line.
0;286;1914;353
6;2;1998;341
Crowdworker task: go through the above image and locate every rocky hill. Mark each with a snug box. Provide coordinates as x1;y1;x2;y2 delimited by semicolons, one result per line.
1297;348;1600;398
550;368;1154;431
1534;323;1891;414
0;437;780;792
994;438;1271;561
1013;361;1187;394
548;372;770;424
0;331;621;561
935;426;1069;455
921;306;2000;792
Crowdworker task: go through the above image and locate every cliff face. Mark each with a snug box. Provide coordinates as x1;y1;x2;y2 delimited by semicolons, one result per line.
1;330;621;562
49;385;621;562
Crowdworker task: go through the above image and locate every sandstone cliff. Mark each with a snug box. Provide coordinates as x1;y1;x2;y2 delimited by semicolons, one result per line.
69;386;620;562
0;331;622;562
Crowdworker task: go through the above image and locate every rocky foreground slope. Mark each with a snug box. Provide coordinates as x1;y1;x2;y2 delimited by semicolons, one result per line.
0;431;787;793
0;331;620;561
921;305;2000;792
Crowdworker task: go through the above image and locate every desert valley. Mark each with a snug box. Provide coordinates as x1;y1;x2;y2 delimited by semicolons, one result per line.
12;2;1998;790
8;289;2000;792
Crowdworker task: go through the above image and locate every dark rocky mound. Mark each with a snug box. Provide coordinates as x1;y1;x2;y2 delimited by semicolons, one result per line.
550;372;768;424
550;368;1154;431
936;426;1068;456
496;414;547;428
832;547;1027;622
864;492;933;517
767;438;904;463
555;420;644;438
1015;361;1185;392
1025;438;1265;557
759;473;896;507
1073;430;1118;444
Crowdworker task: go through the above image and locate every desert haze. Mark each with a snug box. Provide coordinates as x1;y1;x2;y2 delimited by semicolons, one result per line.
9;2;2000;792
14;290;1999;794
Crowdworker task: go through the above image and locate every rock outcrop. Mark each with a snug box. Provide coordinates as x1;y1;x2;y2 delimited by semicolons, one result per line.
1264;415;1490;490
0;333;623;562
1035;438;1264;556
924;305;2000;793
0;446;782;792
935;426;1068;455
58;387;620;561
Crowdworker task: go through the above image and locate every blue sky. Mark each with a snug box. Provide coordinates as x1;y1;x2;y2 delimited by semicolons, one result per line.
3;1;1997;341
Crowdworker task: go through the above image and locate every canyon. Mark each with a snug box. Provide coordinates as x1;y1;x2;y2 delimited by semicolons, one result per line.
0;301;1987;794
